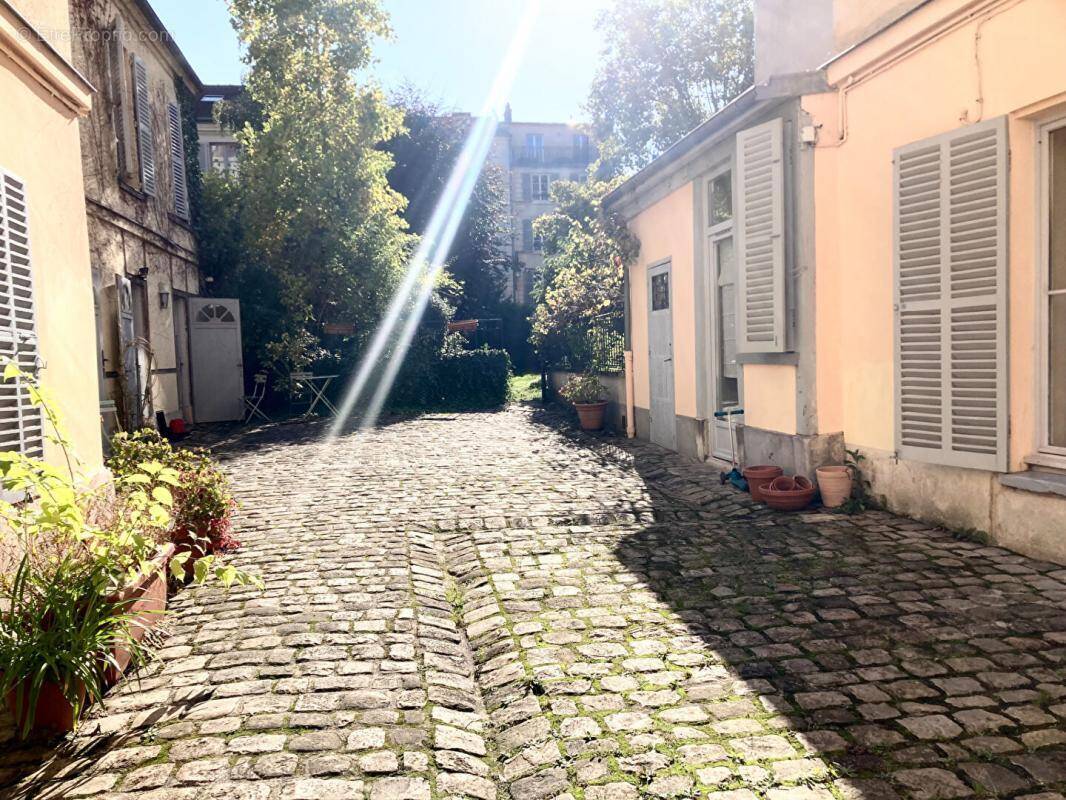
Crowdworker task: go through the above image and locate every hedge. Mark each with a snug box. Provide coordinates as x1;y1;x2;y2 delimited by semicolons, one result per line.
436;348;511;409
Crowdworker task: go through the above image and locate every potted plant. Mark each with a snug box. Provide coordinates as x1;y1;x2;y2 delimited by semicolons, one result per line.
0;365;262;736
560;374;610;431
815;464;853;509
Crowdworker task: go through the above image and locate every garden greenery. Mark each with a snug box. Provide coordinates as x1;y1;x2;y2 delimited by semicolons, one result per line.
560;374;609;405
0;365;260;736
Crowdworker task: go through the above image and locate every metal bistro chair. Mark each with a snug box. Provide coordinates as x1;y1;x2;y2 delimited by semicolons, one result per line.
244;373;270;423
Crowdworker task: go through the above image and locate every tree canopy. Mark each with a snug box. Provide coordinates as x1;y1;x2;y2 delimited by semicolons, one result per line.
206;0;413;374
587;0;754;176
384;91;510;320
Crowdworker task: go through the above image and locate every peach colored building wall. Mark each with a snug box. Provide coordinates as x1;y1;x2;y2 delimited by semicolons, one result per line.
806;0;1066;464
626;183;696;417
1;0;102;468
743;365;797;435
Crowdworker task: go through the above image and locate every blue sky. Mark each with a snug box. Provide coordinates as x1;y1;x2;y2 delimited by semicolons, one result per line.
151;0;609;122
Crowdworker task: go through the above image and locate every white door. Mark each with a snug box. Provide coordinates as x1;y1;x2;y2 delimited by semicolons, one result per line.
710;235;743;460
173;295;194;422
114;274;142;428
189;298;244;422
648;262;676;450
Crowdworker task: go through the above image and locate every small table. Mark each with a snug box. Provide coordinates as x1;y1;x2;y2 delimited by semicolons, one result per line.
291;372;339;417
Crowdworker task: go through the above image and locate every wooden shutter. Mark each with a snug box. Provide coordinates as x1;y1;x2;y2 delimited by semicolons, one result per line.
521;219;533;252
106;33;131;180
132;55;156;196
521;173;532;202
0;170;43;457
168;102;190;219
736;117;786;352
893;116;1008;472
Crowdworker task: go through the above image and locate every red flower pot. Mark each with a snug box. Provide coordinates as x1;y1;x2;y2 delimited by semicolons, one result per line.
743;465;783;502
104;543;174;685
5;680;85;734
575;402;608;431
762;475;817;511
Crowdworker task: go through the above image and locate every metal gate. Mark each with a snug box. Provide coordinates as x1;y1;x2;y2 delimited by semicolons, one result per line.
188;298;244;422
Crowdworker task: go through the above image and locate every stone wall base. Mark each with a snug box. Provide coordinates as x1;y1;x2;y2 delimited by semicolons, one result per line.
738;425;846;481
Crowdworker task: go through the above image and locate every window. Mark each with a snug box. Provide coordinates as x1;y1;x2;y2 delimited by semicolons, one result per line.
573;133;590;160
521;219;542;252
531;174;551;201
0;170;43;458
715;237;739;406
104;24;132;182
526;133;543;162
651;272;670;310
208;142;240;174
1045;125;1066;450
708;172;732;227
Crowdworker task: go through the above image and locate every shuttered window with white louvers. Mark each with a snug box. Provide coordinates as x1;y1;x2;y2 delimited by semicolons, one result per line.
893;116;1008;472
735;117;786;353
0;170;43;458
168;102;190;219
132;55;156;196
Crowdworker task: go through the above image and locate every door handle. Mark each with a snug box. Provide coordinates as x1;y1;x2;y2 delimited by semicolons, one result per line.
664;357;673;363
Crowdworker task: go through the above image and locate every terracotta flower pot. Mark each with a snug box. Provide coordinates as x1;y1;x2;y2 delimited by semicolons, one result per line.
743;465;783;502
5;679;85;734
575;402;608;431
104;543;174;685
762;475;817;511
816;465;853;509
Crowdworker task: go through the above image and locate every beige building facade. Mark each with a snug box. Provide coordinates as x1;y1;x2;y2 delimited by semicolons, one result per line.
610;0;1066;564
0;0;101;466
70;0;201;431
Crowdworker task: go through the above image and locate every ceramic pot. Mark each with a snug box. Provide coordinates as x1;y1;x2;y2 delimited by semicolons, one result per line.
743;465;783;502
575;402;608;431
5;679;85;734
104;543;174;685
816;465;853;508
763;475;817;511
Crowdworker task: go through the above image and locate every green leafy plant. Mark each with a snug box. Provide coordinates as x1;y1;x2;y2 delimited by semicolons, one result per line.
0;364;261;736
838;448;885;515
559;374;608;405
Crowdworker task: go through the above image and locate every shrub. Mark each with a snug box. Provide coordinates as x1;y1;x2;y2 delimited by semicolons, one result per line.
108;430;239;554
559;373;608;404
437;348;512;409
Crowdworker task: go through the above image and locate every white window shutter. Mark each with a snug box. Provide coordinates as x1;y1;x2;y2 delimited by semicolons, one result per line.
168;102;190;219
132;55;156;196
0;170;43;458
893;116;1008;472
735;117;786;353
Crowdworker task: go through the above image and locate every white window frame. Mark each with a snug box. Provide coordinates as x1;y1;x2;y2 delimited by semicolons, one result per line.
530;174;551;202
1035;116;1066;464
705;166;741;414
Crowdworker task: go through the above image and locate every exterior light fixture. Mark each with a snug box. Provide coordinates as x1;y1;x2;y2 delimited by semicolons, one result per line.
159;289;170;309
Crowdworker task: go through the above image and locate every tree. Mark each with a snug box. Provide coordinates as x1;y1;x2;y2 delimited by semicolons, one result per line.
530;178;638;357
587;0;754;176
384;91;510;319
212;0;413;374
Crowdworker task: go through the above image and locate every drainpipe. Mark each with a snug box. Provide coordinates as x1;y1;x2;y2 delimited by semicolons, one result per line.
625;350;636;439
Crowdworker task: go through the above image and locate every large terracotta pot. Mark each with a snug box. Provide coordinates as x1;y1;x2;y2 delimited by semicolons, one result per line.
763;475;817;511
575;402;608;431
5;680;85;734
816;465;853;508
104;543;174;685
743;465;783;502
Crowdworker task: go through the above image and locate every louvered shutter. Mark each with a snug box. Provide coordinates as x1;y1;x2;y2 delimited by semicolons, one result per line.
521;219;533;252
521;173;531;202
0;171;43;458
736;118;786;352
168;102;190;219
106;34;131;180
132;55;156;196
893;116;1008;472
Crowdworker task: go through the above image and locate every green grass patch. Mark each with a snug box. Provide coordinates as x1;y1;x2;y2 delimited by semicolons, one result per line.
509;372;541;403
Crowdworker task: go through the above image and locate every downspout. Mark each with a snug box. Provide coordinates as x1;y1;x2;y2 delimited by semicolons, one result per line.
622;255;636;438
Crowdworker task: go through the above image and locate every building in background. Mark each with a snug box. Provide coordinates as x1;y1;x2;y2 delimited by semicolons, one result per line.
0;0;101;467
489;105;595;304
197;84;242;174
70;0;203;431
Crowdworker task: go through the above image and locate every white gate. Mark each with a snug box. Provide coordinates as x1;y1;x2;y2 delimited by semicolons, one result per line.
188;298;244;422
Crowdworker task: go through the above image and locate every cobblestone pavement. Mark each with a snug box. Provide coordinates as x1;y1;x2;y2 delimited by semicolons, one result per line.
3;405;1066;800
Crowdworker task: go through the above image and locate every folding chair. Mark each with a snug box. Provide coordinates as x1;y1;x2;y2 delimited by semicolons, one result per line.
244;373;270;423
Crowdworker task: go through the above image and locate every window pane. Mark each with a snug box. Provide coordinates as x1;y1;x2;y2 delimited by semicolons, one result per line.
716;238;737;381
1051;128;1066;292
1051;293;1066;447
651;273;669;310
709;174;732;226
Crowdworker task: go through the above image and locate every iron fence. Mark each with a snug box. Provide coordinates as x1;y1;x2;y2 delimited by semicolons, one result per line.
541;312;625;375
